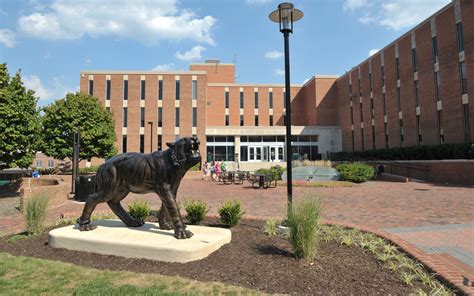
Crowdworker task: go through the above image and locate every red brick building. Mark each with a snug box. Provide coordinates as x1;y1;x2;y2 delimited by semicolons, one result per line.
78;0;472;166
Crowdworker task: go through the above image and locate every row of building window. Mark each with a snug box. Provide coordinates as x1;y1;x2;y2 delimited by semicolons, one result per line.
90;78;198;101
224;115;277;127
225;91;284;109
348;20;469;151
35;160;54;168
120;107;197;128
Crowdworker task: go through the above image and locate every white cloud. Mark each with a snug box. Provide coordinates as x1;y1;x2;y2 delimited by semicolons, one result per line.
345;0;450;30
85;56;92;65
264;50;283;59
23;75;73;105
343;0;368;12
246;0;272;5
175;46;206;61
0;29;15;48
274;69;285;76
18;0;216;45
368;49;379;57
151;63;174;71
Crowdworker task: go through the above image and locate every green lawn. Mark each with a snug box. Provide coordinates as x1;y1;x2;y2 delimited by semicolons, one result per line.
0;252;264;295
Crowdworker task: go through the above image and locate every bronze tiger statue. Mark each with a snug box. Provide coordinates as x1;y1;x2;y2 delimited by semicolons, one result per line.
76;136;201;239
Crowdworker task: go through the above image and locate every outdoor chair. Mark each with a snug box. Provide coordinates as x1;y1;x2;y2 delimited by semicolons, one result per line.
263;174;277;189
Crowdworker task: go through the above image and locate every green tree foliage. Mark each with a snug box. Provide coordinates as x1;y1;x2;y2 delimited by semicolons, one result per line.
0;63;41;169
41;92;117;161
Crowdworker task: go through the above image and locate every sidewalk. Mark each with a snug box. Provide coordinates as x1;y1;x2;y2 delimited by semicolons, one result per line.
1;174;473;293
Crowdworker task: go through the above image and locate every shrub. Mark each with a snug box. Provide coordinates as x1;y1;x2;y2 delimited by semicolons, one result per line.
127;200;150;222
218;200;245;227
24;193;49;235
336;162;374;183
183;199;209;225
287;196;323;261
255;165;285;181
263;219;278;236
79;166;101;175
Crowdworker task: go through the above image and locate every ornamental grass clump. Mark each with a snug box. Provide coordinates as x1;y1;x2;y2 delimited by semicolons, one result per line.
24;193;49;235
183;199;209;225
218;200;245;227
127;200;150;223
287;195;323;261
336;162;375;183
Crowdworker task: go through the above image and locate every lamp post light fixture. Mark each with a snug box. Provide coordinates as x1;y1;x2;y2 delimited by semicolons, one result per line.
269;3;303;212
148;121;153;152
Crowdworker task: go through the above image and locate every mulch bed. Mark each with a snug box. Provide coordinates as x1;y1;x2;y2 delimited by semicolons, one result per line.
0;219;428;295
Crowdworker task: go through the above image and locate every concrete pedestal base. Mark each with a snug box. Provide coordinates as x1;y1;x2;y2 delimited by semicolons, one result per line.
49;220;231;263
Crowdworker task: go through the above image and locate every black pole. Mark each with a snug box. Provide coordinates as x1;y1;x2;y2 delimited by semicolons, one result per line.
283;30;293;211
70;130;76;196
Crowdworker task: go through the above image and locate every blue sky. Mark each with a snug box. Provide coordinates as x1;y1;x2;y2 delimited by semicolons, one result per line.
0;0;450;106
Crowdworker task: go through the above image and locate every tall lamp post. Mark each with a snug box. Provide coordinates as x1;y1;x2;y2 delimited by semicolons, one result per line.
148;121;153;152
269;3;303;212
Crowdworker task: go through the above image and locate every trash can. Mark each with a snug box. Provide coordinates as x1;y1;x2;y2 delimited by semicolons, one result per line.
75;175;96;202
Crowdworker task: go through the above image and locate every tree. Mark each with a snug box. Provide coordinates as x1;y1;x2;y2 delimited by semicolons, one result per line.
0;63;41;169
41;92;117;161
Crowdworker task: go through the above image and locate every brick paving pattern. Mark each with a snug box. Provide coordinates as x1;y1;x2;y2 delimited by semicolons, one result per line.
1;173;473;293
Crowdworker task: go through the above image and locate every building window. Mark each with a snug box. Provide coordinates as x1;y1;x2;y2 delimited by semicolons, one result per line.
456;22;464;52
225;115;229;126
414;80;419;107
106;80;111;101
122;107;128;128
350;106;354;124
369;72;373;92
175;108;180;127
460;62;468;95
400;119;404;147
123;80;128;100
122;135;127;153
254;115;259;126
36;160;42;168
412;48;417;72
438;110;444;144
382;94;387;115
351;130;355;152
269;115;273;126
158;108;162;127
140;135;144;153
462;104;470;143
254;92;259;108
432;36;439;64
384;123;389;148
359;102;363;122
240;91;244;108
416;115;422;145
396;57;400;80
269;92;273;108
396;88;401;111
434;72;441;101
358;79;362;96
370;98;374;118
106;107;110;113
192;80;197;100
381;66;385;86
192;108;197;127
89;80;94;96
372;125;376;150
361;128;365;151
175;80;180;100
141;80;146;100
140;107;145;127
158;80;163;100
206;136;235;162
240;115;244;126
47;160;54;168
225;91;229;108
157;135;162;151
